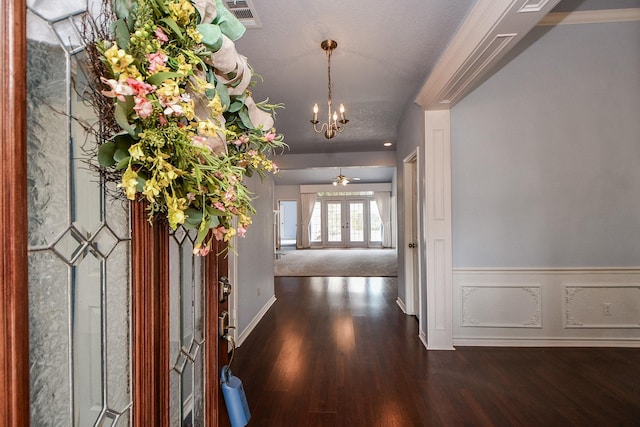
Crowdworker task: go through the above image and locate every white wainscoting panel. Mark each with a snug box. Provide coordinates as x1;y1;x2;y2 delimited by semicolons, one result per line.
462;284;541;328
565;284;640;328
453;269;640;347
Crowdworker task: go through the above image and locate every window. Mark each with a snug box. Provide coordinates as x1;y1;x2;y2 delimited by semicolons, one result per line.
370;200;383;242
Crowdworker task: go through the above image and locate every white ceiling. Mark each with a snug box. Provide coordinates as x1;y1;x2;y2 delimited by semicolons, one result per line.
234;0;476;155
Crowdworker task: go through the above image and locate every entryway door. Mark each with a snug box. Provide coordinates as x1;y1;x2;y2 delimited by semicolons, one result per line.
20;3;228;426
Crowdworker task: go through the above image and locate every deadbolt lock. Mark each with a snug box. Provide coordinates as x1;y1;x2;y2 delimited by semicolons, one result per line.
219;276;232;302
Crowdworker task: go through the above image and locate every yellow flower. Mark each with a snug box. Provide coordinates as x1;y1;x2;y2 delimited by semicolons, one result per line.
142;178;161;201
166;193;188;229
168;0;195;26
181;97;196;120
117;166;139;200
207;93;224;118
187;27;203;43
129;143;145;160
198;119;219;137
104;44;134;74
156;79;180;98
176;54;192;75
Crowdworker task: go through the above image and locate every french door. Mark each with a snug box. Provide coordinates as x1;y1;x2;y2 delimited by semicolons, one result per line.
2;2;229;425
323;199;370;247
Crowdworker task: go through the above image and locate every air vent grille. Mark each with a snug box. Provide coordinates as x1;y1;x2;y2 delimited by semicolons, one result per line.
223;0;261;28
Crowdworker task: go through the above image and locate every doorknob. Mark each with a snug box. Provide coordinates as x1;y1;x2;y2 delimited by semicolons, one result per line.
219;276;232;302
408;243;416;248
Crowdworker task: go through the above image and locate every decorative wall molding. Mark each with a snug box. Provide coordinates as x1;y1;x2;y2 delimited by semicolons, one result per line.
416;0;561;109
454;337;640;348
396;297;408;314
564;284;640;329
538;8;640;26
453;268;640;347
461;284;542;328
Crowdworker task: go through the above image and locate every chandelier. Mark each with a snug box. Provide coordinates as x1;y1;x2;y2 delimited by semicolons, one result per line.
333;170;349;186
310;39;349;139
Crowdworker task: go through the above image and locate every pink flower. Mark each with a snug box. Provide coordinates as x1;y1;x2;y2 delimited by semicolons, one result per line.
233;135;249;146
155;27;169;44
264;132;276;142
237;225;248;237
100;77;133;102
224;190;236;202
247;149;258;157
193;244;210;256
213;226;226;241
147;52;168;73
134;96;154;118
212;201;226;212
187;192;196;202
127;78;156;96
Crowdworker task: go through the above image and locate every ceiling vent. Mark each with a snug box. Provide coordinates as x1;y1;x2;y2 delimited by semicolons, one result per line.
223;0;262;28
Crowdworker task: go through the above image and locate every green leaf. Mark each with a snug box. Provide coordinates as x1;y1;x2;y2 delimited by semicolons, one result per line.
114;100;137;136
227;100;243;113
113;147;130;163
115;156;131;171
112;132;136;151
135;176;146;192
238;107;254;129
197;217;212;245
114;19;130;50
112;0;131;20
185;208;203;224
159;17;183;41
213;79;230;108
146;71;184;86
196;23;223;51
97;142;117;167
213;0;246;41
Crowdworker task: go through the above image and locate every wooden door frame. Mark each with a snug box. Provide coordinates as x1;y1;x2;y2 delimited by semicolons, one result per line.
1;0;29;425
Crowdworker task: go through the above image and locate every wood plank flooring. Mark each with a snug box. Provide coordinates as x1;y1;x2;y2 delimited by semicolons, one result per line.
232;277;640;426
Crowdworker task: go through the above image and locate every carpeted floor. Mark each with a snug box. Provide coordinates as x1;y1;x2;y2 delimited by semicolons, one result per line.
274;248;397;277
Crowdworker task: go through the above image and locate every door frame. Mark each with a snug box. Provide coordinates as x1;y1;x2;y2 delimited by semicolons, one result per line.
1;0;29;424
403;149;421;316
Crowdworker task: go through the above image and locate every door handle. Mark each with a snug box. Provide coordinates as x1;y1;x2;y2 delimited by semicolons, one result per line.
218;310;236;338
408;243;416;248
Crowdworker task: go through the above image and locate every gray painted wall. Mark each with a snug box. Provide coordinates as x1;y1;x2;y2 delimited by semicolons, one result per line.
236;175;276;334
451;21;640;268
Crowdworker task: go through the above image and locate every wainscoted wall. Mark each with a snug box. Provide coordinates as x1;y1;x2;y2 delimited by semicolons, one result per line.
453;269;640;347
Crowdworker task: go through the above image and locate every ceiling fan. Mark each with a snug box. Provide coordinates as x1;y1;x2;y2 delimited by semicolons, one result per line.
332;169;359;186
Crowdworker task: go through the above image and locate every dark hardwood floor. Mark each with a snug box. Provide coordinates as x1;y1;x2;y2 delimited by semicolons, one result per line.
232;277;640;426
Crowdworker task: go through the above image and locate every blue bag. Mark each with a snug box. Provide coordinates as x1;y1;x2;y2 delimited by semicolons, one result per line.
221;365;251;427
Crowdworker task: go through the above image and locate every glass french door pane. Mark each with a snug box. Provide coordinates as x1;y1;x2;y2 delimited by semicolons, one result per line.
27;4;132;426
349;201;365;242
310;201;322;243
169;228;206;426
370;200;383;242
326;201;343;242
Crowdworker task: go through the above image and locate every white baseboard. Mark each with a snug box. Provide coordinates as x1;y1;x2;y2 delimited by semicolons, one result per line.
235;295;277;347
453;337;640;348
396;297;407;314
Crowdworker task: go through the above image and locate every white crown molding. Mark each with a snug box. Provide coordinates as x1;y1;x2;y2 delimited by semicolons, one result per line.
415;0;562;110
538;8;640;26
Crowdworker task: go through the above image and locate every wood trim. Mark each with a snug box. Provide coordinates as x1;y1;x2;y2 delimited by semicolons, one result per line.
205;240;230;427
131;202;170;426
0;0;30;425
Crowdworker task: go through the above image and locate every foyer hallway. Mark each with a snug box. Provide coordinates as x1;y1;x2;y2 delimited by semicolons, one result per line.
232;277;640;426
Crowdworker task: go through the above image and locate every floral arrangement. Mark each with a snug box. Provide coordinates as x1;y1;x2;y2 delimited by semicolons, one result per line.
90;0;285;255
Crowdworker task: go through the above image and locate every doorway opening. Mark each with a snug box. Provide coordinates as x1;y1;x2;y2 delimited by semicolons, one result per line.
277;200;297;250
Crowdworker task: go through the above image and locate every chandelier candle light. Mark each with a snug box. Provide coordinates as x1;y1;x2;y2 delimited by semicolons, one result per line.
310;39;349;139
